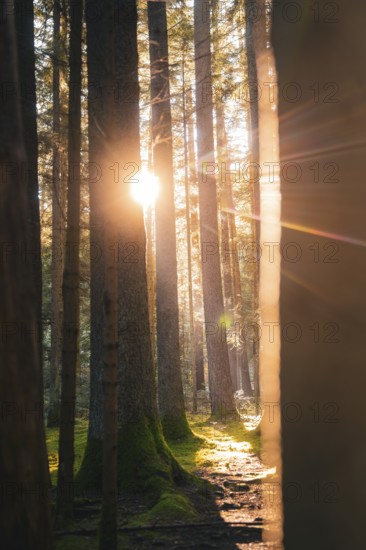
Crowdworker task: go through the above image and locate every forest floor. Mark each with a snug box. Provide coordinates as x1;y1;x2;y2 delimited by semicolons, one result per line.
48;414;282;549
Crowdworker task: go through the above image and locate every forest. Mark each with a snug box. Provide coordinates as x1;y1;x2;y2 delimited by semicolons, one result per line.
1;0;366;549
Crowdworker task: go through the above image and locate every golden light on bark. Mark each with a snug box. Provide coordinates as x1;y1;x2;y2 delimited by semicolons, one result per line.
254;6;283;545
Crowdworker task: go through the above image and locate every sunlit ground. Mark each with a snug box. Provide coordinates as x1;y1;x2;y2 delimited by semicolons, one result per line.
46;418;88;484
47;414;269;484
183;415;275;482
48;415;280;548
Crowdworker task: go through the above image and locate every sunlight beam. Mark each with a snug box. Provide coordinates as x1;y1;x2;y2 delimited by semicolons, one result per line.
131;169;160;209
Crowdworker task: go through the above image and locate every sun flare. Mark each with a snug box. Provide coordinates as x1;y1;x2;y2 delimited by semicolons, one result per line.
131;169;160;209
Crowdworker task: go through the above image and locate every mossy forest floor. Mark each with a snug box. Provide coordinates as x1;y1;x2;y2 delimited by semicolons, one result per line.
48;414;281;549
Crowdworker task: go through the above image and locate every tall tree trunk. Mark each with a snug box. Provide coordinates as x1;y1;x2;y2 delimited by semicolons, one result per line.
273;1;366;548
77;0;107;488
186;82;205;393
230;217;253;396
99;2;118;547
253;0;276;404
244;0;260;251
215;100;253;396
243;0;263;397
146;123;158;376
48;0;64;428
214;100;239;391
147;1;191;439
182;53;197;412
194;321;205;391
0;5;53;547
146;204;157;374
214;94;253;395
13;0;43;373
57;0;83;520
194;0;234;415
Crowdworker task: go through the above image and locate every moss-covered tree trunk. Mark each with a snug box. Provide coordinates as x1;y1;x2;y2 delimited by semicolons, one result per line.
79;1;196;510
147;1;191;439
0;5;53;547
113;1;194;507
194;0;234;415
57;0;83;520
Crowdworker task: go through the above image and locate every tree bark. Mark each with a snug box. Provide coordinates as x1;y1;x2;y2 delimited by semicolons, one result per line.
76;0;107;489
215;100;253;396
215;97;253;396
194;321;205;391
146;203;157;375
182;53;197;412
0;4;53;547
112;0;189;496
231;221;253;397
13;0;43;374
48;0;64;428
273;1;366;548
147;0;191;439
243;0;262;397
194;0;234;415
99;2;118;547
243;0;260;251
186;82;205;393
214;99;239;392
57;0;83;520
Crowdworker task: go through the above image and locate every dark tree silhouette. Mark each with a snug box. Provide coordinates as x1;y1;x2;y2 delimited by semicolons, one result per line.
0;4;53;548
76;0;106;490
57;0;83;520
48;0;64;428
99;1;118;547
14;0;43;365
273;1;366;548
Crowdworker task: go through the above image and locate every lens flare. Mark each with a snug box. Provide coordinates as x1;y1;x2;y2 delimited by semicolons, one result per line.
131;169;159;209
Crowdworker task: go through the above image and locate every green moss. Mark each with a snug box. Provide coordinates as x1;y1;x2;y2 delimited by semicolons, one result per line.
116;416;191;494
133;490;197;525
161;413;194;442
75;436;103;494
169;414;262;477
223;420;261;455
47;413;259;538
46;415;202;497
55;535;96;550
168;431;206;473
115;416;203;527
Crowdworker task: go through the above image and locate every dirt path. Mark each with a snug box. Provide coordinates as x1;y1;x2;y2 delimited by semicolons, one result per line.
115;420;281;549
54;419;282;549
